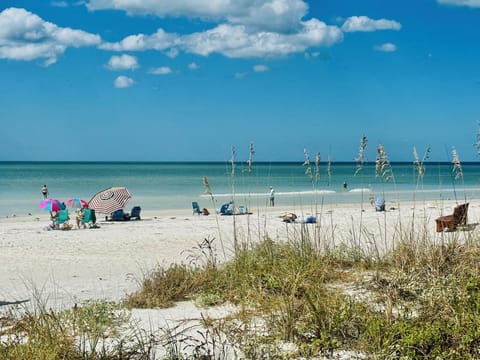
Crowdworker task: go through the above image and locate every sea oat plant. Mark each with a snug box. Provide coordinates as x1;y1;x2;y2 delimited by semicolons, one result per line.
413;146;430;190
375;144;394;184
302;148;321;197
352;135;368;256
229;145;239;254
203;175;226;259
451;146;466;203
246;141;254;174
375;144;398;254
301;148;323;249
241;142;256;247
411;146;431;240
354;135;368;177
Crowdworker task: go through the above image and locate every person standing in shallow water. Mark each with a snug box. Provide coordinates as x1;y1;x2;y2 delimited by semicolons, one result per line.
269;186;275;206
41;184;48;199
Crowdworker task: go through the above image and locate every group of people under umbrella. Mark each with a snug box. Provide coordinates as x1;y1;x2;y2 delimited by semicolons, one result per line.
39;186;132;230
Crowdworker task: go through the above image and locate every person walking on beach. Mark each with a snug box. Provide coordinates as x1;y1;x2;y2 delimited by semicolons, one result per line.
269;186;275;207
41;184;48;199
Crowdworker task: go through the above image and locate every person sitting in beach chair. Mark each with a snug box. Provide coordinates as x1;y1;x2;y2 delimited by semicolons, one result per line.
55;209;70;229
375;197;386;212
81;208;97;228
219;201;234;215
50;211;58;228
75;208;85;229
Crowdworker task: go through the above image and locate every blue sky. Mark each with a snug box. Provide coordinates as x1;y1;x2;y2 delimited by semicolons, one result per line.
1;0;480;162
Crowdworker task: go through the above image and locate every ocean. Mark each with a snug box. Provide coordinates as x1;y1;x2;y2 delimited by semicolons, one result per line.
1;161;480;217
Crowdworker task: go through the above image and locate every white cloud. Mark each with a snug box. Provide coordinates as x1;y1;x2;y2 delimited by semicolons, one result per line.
341;16;401;32
437;0;480;6
114;75;135;88
0;7;101;65
106;54;138;70
92;0;343;59
88;0;309;32
100;28;176;51
148;66;172;75
166;47;179;58
106;20;341;59
374;43;397;52
182;21;342;58
253;64;269;72
188;62;199;70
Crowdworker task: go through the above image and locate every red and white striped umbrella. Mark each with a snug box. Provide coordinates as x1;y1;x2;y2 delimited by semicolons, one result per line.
88;186;131;215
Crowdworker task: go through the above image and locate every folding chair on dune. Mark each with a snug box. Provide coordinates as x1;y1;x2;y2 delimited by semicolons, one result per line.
435;203;469;232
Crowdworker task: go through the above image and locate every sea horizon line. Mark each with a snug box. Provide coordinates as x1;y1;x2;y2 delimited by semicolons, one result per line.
2;160;480;165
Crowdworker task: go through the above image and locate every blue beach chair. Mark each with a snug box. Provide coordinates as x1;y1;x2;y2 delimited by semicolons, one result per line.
111;209;127;221
192;202;202;215
130;206;141;220
219;202;233;215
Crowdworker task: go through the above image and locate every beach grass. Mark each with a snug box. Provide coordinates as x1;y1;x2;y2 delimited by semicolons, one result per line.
118;219;480;359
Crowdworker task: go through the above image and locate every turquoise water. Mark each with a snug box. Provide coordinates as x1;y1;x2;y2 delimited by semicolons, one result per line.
1;161;480;217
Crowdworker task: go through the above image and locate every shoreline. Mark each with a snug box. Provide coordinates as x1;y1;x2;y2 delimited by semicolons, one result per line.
0;198;477;310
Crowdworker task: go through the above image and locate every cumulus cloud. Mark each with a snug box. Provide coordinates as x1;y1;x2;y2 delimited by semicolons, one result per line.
114;75;135;88
374;43;397;52
148;66;172;75
341;16;401;32
88;0;309;32
103;20;342;59
0;7;101;65
106;54;138;70
437;0;480;6
99;28;176;51
186;20;342;58
93;0;344;58
253;64;269;72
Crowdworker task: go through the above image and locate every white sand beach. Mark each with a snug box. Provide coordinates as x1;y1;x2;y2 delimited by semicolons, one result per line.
0;197;478;358
0;198;477;310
